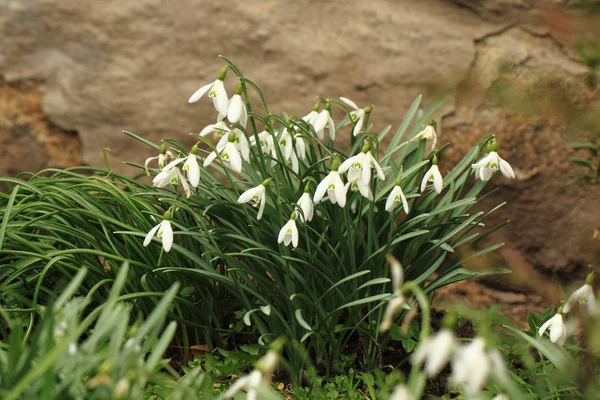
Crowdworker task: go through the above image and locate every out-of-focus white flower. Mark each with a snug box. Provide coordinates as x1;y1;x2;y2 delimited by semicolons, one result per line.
420;158;443;194
278;216;299;248
296;191;314;222
238;180;270;220
385;185;409;214
144;143;173;175
152;162;191;198
223;350;279;400
188;67;229;121
198;120;230;137
340;97;370;136
411;125;438;150
492;395;509;400
411;329;457;376
472;151;514;181
338;146;385;186
227;84;248;128
563;275;598;315
143;218;174;252
538;312;567;345
346;179;373;200
389;384;414;400
313;102;336;140
314;169;348;208
380;256;405;332
450;338;490;395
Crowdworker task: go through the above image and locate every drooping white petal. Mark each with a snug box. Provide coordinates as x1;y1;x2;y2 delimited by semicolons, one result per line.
432;166;443;193
499;158;515;179
327;114;336;140
313;174;330;203
199;121;230;137
368;153;386;181
257;191;266;220
549;314;567;345
144;155;159;175
332;172;347;207
143;224;161;247
158;220;174;252
203;151;218;168
237;130;250;162
212;80;228;121
340;97;359;110
224;142;242;173
178;170;191;198
563;284;597;314
183;155;200;187
188;81;214;103
227;94;243;124
472;152;494;169
352;112;364;136
389;385;414;400
297;192;314;222
238;185;263;204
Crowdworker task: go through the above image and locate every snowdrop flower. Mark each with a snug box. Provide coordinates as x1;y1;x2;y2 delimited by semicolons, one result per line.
302;102;320;126
296;189;314;222
188;66;229;121
238;179;271;220
389;385;414;400
340;97;372;136
538;309;567;345
143;213;174;252
380;256;405;332
227;84;248;128
198;120;230;137
176;144;201;188
411;329;457;376
411;124;438;150
420;156;443;194
204;129;249;173
250;130;275;154
223;350;279;400
152;163;191;198
493;395;509;400
472;139;515;181
385;180;410;214
314;157;348;208
338;142;385;185
450;338;490;395
346;179;373;201
278;214;299;248
563;273;598;315
312;102;336;140
144;142;174;175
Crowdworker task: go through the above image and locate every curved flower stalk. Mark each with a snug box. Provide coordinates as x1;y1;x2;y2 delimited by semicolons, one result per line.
411;124;438;151
338;141;385;186
340;97;372;136
312;101;336;140
314;156;348;208
562;273;598;316
227;84;248;128
188;66;229;121
472;138;515;181
420;155;443;194
144;142;173;175
278;214;299;248
143;210;174;252
538;308;567;345
238;179;271;221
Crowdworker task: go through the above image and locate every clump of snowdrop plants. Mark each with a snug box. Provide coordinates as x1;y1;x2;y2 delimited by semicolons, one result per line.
130;57;513;378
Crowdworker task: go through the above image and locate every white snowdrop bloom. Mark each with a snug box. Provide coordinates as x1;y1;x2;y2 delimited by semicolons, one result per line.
340;97;366;136
302;107;319;126
238;181;269;220
296;192;314;222
450;338;490;395
538;313;567;345
472;151;515;181
295;133;307;161
313;105;336;140
493;395;509;400
278;218;299;248
277;128;294;160
487;348;510;386
338;150;385;186
204;141;243;173
214;128;250;162
380;256;405;332
223;369;263;400
411;329;457;377
227;84;248;128
420;163;443;194
563;281;598;315
188;67;229;121
385;185;410;214
152;163;191;198
346;178;373;201
250;130;275;154
411;125;438;150
314;170;348;208
199;120;230;137
144;147;173;175
389;384;414;400
143;219;174;253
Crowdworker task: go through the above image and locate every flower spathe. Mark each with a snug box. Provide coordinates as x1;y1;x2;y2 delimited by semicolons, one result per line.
278;217;299;248
562;282;598;316
472;151;515;181
538;313;567;345
420;163;443;194
296;192;314;222
314;170;348;208
340;97;366;136
238;181;268;220
411;329;456;377
143;219;174;252
385;185;410;214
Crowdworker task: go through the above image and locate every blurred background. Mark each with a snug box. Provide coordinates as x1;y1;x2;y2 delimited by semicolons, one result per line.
1;0;599;322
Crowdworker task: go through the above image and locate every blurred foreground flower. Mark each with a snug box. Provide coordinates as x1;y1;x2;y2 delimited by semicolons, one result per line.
563;273;598;316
